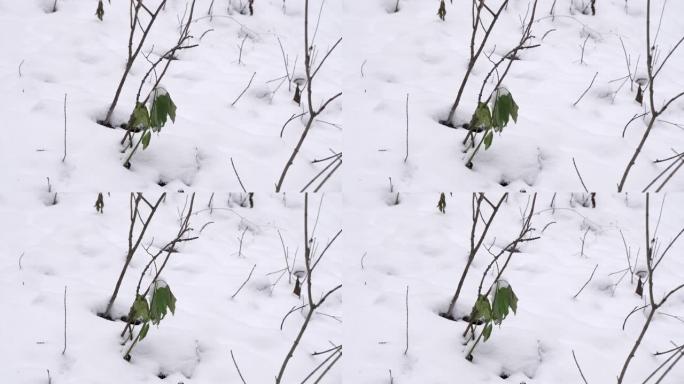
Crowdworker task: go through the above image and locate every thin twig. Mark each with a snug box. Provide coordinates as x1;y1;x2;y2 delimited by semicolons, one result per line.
573;71;598;106
231;72;256;106
62;93;67;162
280;112;307;138
231;265;255;299
62;286;67;355
572;157;589;192
403;285;409;355
230;349;248;384
238;35;248;65
572;264;598;299
230;157;248;192
404;93;409;163
237;227;249;258
313;159;342;192
572;349;589;384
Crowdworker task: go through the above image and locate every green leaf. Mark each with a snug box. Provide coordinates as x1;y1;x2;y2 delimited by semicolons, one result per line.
491;95;509;128
138;322;150;341
474;295;491;321
491;288;509;322
509;95;519;123
132;294;149;321
130;103;150;129
149;92;177;129
149;284;176;324
509;287;518;314
471;102;492;129
141;130;151;150
490;284;519;322
483;130;494;150
482;322;493;341
491;91;519;129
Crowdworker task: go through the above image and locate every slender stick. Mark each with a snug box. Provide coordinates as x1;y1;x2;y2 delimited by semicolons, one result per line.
572;157;589;192
313;159;341;192
231;264;256;299
312;351;341;383
572;264;598;299
230;349;248;384
238;227;248;257
404;93;409;163
572;350;589;384
573;71;598;106
62;93;67;162
300;155;341;192
230;157;248;192
231;72;256;106
403;285;409;355
62;286;67;355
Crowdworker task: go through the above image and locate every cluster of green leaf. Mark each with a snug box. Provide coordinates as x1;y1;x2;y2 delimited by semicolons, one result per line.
437;0;447;21
466;89;519;168
95;0;104;21
123;280;177;360
437;192;447;213
466;281;518;359
123;89;177;167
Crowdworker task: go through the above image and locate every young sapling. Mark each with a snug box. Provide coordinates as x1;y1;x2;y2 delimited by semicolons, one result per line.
122;87;177;168
465;88;519;168
465;279;518;360
123;279;177;361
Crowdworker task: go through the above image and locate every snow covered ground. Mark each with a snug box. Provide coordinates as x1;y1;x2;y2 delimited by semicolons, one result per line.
1;0;684;383
0;192;342;383
345;0;684;191
345;192;684;383
0;0;342;192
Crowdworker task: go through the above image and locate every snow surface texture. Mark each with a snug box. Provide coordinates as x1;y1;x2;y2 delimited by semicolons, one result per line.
0;0;342;192
0;192;342;383
346;193;684;383
1;0;684;383
345;0;684;191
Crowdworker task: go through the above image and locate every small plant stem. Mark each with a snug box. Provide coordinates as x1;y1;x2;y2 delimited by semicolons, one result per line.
465;131;487;167
404;93;409;163
572;350;589;384
573;71;598;107
104;193;165;319
230;157;248;192
231;72;256;106
404;285;409;355
62;93;67;162
124;331;142;360
230;349;248;384
123;131;145;167
62;285;67;355
445;193;506;317
231;264;256;299
572;264;598;299
104;1;166;126
466;326;485;359
313;159;342;192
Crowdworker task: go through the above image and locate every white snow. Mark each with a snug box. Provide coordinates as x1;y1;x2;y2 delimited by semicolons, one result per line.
0;192;342;383
345;193;684;383
1;0;684;383
344;0;684;191
0;0;342;192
